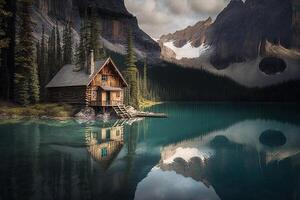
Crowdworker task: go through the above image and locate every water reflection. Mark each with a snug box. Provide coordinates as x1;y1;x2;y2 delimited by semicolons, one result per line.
135;119;300;200
1;103;300;200
85;121;125;170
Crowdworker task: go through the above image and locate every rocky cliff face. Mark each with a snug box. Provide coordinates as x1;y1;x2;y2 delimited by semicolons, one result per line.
292;0;300;48
156;0;300;87
159;17;212;48
206;0;294;69
32;0;160;62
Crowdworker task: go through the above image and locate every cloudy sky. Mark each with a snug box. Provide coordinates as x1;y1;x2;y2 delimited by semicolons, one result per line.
124;0;231;39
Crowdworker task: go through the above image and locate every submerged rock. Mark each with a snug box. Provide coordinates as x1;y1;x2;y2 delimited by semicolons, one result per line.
126;106;138;116
96;112;114;122
75;107;96;120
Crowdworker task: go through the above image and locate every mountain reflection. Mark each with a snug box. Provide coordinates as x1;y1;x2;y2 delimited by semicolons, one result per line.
1;103;300;200
135;119;300;200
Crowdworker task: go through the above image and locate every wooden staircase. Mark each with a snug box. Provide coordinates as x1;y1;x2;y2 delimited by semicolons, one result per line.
112;105;132;119
85;87;92;106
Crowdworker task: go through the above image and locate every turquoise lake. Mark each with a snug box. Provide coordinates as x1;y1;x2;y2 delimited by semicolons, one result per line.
0;103;300;200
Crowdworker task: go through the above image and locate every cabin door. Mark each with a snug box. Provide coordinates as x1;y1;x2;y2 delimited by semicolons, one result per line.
106;91;111;105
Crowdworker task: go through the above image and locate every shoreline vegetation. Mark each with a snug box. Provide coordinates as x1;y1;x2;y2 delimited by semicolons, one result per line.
139;98;162;108
0;102;79;120
0;100;161;120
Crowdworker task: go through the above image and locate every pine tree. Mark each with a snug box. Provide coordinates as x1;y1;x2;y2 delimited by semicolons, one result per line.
14;0;39;105
83;10;90;60
76;21;86;69
29;62;40;103
67;22;73;63
62;22;73;65
48;26;56;78
62;24;67;64
0;0;10;49
125;29;137;68
123;29;139;108
143;59;148;98
36;41;40;67
38;25;49;100
75;42;85;72
76;9;106;71
0;0;12;99
56;21;62;71
74;42;79;66
89;9;105;60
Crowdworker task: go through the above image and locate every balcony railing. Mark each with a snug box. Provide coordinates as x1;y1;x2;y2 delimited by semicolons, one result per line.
88;100;123;107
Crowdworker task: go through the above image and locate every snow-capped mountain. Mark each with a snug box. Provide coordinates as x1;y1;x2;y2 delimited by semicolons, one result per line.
163;42;210;60
158;17;212;61
158;0;300;87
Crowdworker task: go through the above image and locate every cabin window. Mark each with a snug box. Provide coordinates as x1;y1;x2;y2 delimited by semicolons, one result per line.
91;89;97;101
116;92;120;98
116;130;120;136
106;130;110;140
102;75;108;82
101;148;108;158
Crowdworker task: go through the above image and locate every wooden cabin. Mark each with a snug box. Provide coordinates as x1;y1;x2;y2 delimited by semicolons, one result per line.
46;52;128;110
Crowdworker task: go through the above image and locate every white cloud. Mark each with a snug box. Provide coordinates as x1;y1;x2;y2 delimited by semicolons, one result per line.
190;0;228;14
124;0;231;38
165;0;189;14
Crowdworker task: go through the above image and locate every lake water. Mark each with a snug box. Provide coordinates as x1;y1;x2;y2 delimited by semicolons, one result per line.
0;103;300;200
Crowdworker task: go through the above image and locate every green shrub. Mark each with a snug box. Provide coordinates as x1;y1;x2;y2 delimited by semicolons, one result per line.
0;103;77;118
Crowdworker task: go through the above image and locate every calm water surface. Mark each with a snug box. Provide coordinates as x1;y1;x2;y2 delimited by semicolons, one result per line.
0;103;300;200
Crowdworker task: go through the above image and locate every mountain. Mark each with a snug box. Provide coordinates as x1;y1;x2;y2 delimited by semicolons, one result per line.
206;0;295;69
158;17;212;61
159;17;212;48
32;0;161;62
292;0;300;48
158;0;300;87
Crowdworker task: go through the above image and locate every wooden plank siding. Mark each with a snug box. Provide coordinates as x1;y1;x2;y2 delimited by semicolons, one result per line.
90;62;124;88
88;62;125;107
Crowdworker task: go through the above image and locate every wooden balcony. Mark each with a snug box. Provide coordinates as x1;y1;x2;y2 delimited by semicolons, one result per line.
88;100;123;107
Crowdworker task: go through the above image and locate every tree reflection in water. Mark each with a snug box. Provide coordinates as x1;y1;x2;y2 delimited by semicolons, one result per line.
1;103;300;200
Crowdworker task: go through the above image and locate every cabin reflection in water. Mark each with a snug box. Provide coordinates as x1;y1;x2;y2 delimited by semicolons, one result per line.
85;123;124;169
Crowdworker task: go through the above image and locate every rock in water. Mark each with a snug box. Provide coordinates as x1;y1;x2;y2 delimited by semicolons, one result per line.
75;107;96;119
96;113;112;122
126;106;138;115
259;57;287;75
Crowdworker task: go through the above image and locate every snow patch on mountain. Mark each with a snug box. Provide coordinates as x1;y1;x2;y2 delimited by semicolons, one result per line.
163;41;210;60
194;55;300;87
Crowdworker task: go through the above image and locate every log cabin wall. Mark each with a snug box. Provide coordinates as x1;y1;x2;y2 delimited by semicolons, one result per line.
48;86;86;104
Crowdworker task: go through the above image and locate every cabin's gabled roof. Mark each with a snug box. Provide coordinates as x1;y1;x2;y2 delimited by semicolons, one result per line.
46;58;128;88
